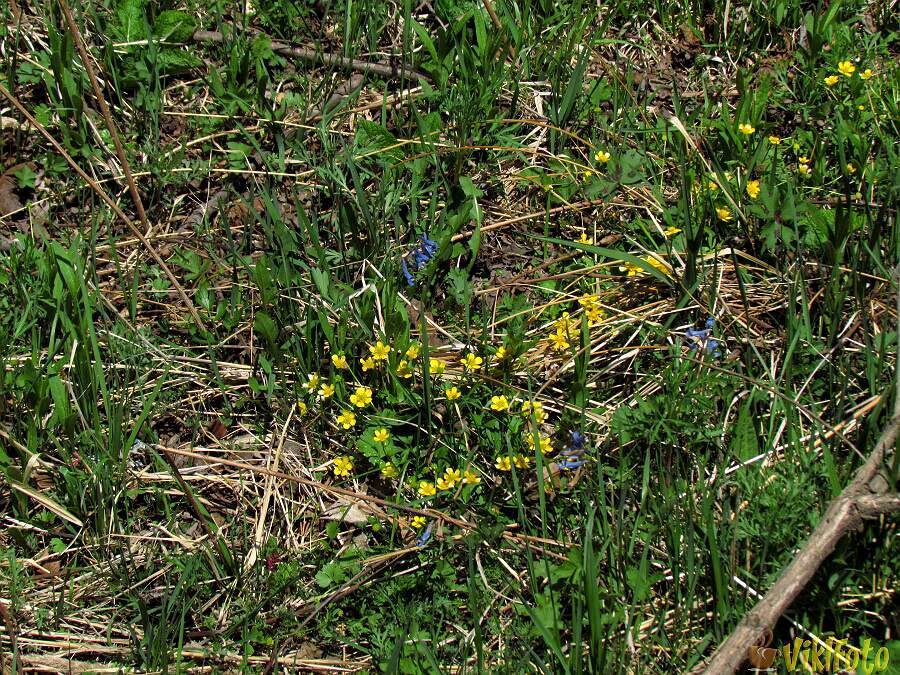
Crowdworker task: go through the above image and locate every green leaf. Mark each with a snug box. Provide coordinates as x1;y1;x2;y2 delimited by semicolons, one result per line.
526;234;674;286
153;10;197;42
253;311;278;346
116;0;147;41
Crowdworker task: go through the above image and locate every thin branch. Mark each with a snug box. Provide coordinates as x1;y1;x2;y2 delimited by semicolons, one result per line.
58;0;207;333
193;29;430;82
0;83;205;332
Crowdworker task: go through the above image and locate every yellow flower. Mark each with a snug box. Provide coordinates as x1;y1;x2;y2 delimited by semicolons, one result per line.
297;400;307;415
824;74;840;86
418;481;436;497
461;353;483;371
539;436;553;455
333;456;353;477
768;135;782;145
381;462;398;478
436;477;453;490
555;312;576;337
837;60;855;77
620;261;644;277
349;386;373;408
331;354;348;369
513;454;530;469
374;428;390;443
446;386;462;401
860;68;874;80
522;401;548;425
846;163;856;174
594;150;611;163
738;123;755;135
582;170;594;180
708;180;719;191
549;330;570;351
798;164;810;176
494;345;507;361
319;383;335;399
429;358;446;375
336;410;357;429
716;207;733;222
462;469;480;485
799;156;810;164
490;395;510;412
577;232;593;245
304;373;320;392
586;305;604;325
369;341;391;361
396;360;413;379
645;256;670;275
411;515;426;529
578;293;598;308
746;180;761;199
360;356;376;372
663;226;682;237
443;468;461;487
405;344;420;360
495;456;511;471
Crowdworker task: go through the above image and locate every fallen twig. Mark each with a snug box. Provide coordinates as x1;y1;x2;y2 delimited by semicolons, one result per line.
59;0;207;333
193;30;430;82
694;266;900;674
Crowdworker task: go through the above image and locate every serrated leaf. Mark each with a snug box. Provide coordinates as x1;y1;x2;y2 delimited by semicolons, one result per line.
153;10;196;43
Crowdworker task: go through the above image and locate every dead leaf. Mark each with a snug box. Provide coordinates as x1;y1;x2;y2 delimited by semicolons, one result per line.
321;494;387;526
208;419;228;439
0;174;23;218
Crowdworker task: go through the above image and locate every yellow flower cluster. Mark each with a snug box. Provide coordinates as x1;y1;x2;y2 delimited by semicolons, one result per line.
548;312;578;351
619;256;670;277
825;60;874;85
525;432;553;455
333;456;353;477
495;454;530;471
578;293;605;325
521;400;547;424
418;466;480;496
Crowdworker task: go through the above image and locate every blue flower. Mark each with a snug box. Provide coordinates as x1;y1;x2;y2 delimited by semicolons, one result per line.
416;521;434;547
558;430;588;470
684;319;722;357
401;258;415;286
401;232;439;286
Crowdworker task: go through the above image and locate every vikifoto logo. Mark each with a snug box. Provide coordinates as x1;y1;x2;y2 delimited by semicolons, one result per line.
747;633;891;673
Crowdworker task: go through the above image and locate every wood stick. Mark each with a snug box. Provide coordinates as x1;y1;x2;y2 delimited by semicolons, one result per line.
59;0;206;332
695;266;900;674
193;30;430;82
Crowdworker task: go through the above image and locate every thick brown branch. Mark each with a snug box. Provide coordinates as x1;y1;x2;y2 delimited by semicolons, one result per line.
695;266;900;674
